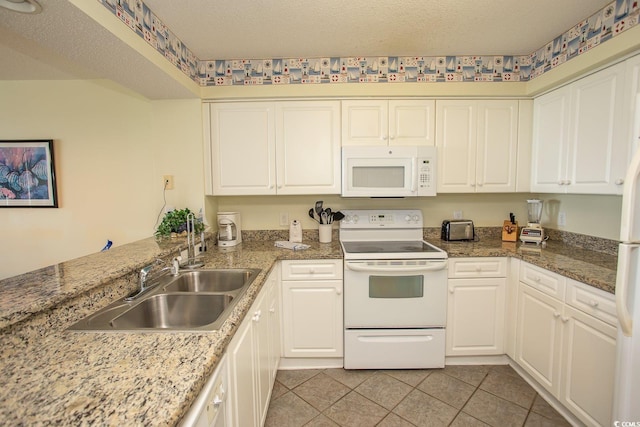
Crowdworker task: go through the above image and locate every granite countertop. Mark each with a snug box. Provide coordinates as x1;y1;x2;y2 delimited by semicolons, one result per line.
0;231;618;425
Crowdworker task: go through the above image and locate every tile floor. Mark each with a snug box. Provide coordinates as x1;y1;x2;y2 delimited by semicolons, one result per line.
265;364;572;427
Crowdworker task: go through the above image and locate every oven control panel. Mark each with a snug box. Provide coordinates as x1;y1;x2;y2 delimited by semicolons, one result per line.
340;209;423;228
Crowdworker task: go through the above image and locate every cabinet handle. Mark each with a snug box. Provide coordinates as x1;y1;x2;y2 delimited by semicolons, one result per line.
534;276;541;282
390;135;396;140
616;178;625;185
381;135;388;141
565;180;571;185
449;287;454;294
475;266;482;272
253;310;261;321
553;312;560;318
213;395;223;408
309;269;315;274
589;300;599;307
561;316;569;323
477;182;483;187
277;185;282;189
336;288;342;295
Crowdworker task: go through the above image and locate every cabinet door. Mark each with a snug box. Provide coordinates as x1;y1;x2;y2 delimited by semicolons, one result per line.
228;314;258;427
275;101;341;194
531;87;571;193
446;278;506;356
388;100;435;146
568;62;626;194
436;100;477;192
266;265;281;384
516;283;564;397
560;305;616;427
341;100;388;145
624;54;640;158
282;280;343;358
207;102;276;195
252;292;271;427
476;101;518;192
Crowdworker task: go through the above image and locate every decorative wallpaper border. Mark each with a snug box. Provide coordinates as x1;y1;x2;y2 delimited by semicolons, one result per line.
100;0;639;87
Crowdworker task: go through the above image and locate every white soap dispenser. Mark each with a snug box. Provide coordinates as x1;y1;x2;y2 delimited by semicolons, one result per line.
289;219;302;243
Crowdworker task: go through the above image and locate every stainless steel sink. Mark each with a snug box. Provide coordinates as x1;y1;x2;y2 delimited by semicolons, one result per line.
67;268;260;332
162;269;255;293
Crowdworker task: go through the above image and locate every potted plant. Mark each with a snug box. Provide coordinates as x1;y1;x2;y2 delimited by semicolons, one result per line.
155;208;204;238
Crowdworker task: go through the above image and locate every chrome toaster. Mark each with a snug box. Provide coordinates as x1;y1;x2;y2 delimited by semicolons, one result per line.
441;219;475;241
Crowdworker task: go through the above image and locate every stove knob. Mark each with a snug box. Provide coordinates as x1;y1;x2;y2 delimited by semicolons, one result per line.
352;215;359;223
404;215;411;222
345;215;352;223
412;214;419;222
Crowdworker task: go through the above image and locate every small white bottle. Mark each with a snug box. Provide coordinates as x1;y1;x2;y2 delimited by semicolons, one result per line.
289;219;302;243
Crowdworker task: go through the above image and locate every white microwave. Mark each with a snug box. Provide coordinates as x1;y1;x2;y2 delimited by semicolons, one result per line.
342;146;437;197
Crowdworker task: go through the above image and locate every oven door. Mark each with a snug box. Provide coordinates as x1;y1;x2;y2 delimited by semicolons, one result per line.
344;259;447;328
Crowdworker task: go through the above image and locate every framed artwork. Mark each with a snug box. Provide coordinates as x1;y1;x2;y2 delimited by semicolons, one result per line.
0;140;58;208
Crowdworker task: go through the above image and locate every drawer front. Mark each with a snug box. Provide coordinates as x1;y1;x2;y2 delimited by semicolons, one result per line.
566;278;617;326
519;262;565;300
281;259;343;280
448;257;508;278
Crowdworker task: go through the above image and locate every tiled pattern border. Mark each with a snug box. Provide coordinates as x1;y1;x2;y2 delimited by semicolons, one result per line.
99;0;639;86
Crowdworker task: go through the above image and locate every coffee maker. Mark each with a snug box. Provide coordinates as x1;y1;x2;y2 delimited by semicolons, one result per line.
217;212;242;247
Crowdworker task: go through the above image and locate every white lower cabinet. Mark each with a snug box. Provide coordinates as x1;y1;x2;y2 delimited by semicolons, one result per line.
281;260;343;358
228;266;280;427
515;262;617;427
446;258;507;356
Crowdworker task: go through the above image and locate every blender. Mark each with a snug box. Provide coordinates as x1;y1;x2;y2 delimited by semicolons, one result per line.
520;199;545;244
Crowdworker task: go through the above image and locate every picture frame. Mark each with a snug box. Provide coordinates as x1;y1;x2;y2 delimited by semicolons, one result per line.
0;140;58;208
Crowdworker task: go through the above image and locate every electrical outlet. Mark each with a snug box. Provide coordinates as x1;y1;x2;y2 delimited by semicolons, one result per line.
558;211;566;227
279;212;289;226
453;210;463;220
163;175;174;190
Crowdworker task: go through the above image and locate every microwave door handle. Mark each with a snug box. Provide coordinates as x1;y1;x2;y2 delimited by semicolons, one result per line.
411;157;417;193
345;262;447;273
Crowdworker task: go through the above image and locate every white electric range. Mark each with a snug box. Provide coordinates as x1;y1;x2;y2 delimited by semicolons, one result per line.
339;209;448;369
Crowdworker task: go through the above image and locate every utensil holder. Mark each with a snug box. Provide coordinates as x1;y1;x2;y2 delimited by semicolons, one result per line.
319;224;332;243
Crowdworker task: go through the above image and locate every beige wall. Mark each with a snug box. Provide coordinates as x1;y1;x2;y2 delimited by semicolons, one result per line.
0;80;203;280
212;192;622;241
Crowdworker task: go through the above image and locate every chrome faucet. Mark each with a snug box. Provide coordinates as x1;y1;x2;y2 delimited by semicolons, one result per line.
125;259;167;301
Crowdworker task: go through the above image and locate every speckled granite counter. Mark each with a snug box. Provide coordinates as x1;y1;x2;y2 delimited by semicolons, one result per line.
0;229;617;425
0;235;342;426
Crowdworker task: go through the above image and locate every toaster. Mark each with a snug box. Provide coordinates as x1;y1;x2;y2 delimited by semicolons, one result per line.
441;220;475;241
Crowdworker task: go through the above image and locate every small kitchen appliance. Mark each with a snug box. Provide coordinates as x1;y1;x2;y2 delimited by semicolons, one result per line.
217;212;241;247
340;209;448;369
520;199;545;244
441;219;475;241
341;146;437;197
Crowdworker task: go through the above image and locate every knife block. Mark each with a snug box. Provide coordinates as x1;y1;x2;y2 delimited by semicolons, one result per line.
502;220;518;242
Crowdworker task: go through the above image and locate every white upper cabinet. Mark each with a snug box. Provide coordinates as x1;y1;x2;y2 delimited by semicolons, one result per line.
436;100;519;193
275;101;341;194
342;99;435;146
531;61;628;194
204;101;340;195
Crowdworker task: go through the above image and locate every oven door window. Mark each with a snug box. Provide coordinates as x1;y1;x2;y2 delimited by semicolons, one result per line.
369;275;424;298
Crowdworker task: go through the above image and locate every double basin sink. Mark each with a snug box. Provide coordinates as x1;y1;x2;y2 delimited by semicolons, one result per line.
68;268;260;331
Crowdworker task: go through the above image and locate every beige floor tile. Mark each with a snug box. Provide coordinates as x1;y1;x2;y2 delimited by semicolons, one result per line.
324;390;388;426
450;412;491;427
524;411;572;426
354;372;413;410
463;389;529;427
417;371;476;409
292;372;351;411
271;380;288;400
479;369;536;409
304;413;340;426
393;389;458;427
529;395;571;426
377;412;417;426
381;369;434;387
324;368;376;389
491;364;522;378
442;365;491;386
265;391;320;427
276;369;323;389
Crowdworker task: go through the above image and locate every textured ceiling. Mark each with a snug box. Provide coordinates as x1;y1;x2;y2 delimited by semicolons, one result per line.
0;0;614;99
145;0;611;59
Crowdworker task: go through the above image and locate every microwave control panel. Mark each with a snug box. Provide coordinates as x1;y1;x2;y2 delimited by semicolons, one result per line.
417;157;436;196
